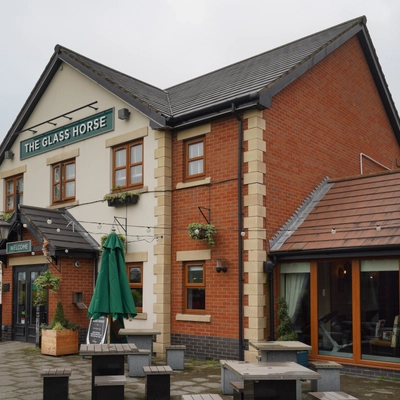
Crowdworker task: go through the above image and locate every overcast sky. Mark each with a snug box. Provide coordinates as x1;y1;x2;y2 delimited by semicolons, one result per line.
1;0;399;141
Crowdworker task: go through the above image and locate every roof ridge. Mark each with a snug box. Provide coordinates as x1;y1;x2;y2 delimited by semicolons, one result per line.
269;177;332;251
166;16;365;91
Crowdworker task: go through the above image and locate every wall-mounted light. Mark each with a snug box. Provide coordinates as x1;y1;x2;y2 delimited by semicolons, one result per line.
263;260;275;273
118;108;130;120
216;258;228;273
0;220;11;240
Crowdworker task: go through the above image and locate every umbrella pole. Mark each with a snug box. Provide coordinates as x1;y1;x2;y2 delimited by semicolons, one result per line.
108;315;111;347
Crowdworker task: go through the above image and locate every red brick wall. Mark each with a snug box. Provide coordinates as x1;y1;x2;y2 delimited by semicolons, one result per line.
170;35;400;344
171;117;246;339
264;36;400;244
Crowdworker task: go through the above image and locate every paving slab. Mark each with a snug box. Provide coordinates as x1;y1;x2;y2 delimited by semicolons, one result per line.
1;341;400;399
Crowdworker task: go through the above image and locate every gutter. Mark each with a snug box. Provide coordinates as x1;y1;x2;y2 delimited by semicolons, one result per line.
155;91;272;130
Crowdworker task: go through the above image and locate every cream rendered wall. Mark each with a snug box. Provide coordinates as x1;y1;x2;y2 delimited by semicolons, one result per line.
0;62;164;329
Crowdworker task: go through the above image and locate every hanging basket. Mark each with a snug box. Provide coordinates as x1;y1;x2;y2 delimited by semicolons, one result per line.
106;194;140;207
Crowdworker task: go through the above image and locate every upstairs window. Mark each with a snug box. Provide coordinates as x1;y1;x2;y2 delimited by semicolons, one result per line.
185;137;205;180
5;174;23;212
52;159;75;204
113;140;143;189
127;263;143;312
185;262;206;313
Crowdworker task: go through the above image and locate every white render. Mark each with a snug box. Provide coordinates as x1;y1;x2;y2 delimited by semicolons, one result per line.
0;62;166;337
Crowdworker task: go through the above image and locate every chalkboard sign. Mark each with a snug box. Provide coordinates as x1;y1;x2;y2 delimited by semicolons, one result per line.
87;316;108;344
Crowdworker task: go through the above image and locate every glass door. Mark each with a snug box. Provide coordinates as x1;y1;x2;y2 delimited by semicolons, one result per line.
14;266;47;343
317;261;353;358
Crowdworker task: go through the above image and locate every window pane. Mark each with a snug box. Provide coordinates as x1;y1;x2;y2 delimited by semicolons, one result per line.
189;142;203;158
17;178;23;192
65;163;75;180
280;271;310;345
360;262;399;362
130;165;142;184
188;160;203;175
17;272;26;324
131;144;142;163
7;180;14;195
187;288;205;310
53;184;60;201
54;166;60;183
188;266;203;283
115;149;126;168
129;267;141;284
65;181;75;197
131;288;143;308
317;261;353;358
7;196;14;210
115;169;126;186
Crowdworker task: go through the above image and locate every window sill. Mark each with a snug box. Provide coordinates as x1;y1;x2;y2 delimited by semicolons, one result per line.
48;200;79;209
176;177;211;190
176;313;211;322
133;313;147;320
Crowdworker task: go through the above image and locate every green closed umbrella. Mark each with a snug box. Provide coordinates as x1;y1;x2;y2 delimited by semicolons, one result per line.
88;231;136;345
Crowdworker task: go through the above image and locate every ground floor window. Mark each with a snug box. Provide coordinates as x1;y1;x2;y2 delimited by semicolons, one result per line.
185;262;205;312
280;263;310;345
360;260;399;363
317;261;353;358
127;263;142;312
279;258;400;367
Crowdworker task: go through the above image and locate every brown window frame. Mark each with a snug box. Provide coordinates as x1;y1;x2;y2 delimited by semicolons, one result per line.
112;140;143;190
184;262;206;313
5;174;23;212
52;159;76;204
185;137;205;181
127;263;143;313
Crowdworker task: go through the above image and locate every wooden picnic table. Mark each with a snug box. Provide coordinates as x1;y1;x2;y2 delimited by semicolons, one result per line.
79;343;138;400
119;328;161;352
249;340;311;362
224;361;320;400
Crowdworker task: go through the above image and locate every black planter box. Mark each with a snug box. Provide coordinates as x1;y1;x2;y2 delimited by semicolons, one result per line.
107;194;139;207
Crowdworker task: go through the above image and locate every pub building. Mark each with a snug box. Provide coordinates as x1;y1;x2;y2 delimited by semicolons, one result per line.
1;16;400;376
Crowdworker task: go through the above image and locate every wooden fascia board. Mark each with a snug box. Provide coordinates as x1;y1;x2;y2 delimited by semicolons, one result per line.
357;26;400;144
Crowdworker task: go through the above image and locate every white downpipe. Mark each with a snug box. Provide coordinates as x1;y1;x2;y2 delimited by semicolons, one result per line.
359;153;390;174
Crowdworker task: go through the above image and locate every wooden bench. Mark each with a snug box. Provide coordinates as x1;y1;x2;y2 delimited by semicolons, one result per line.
143;365;174;400
230;381;244;400
308;392;358;399
181;395;223;400
308;361;342;392
40;368;71;400
166;345;186;370
94;375;127;400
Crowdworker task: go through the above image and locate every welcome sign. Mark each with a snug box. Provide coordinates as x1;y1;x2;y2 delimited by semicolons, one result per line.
20;108;114;159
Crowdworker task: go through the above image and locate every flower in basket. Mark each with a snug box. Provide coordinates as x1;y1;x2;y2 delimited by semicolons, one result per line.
102;186;140;206
188;222;217;246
